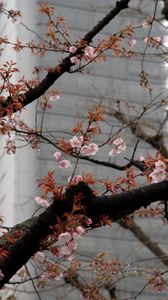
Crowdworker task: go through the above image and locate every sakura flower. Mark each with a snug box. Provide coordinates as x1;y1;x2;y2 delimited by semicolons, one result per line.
142;16;153;27
149;160;166;183
58;232;71;244
34;251;45;263
69;135;83;148
75;226;86;235
34;196;49;207
109;148;117;157
149;273;165;292
51;38;59;47
68;175;83;184
80;143;99;156
84;46;96;58
86;218;92;225
109;137;126;156
61;240;77;256
50;94;60;101
69;46;77;53
59;159;72;168
70;56;79;65
129;39;137;47
53;151;62;162
80;145;91;156
0;269;4;281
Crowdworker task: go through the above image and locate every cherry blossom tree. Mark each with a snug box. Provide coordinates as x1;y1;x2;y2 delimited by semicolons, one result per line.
1;0;168;299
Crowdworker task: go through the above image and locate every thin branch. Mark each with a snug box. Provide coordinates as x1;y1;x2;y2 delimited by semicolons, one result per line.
0;0;131;117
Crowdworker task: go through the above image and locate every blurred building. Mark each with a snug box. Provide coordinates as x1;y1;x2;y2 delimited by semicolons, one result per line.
1;1;168;299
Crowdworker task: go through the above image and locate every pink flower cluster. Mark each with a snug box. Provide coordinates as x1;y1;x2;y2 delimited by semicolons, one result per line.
68;175;84;184
34;196;49;207
149;160;166;183
84;46;96;59
57;226;85;260
34;251;46;263
69;45;96;65
80;143;98;156
69;135;99;156
69;135;83;148
109;137;126;156
53;151;72;169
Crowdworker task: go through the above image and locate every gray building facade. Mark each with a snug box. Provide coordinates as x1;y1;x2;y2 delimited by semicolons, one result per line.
1;1;168;299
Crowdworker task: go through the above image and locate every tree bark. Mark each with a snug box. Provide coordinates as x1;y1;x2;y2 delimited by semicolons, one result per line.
0;180;168;287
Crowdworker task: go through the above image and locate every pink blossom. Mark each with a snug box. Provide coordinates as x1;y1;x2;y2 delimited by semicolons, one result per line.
142;16;153;27
70;56;79;65
75;226;85;236
89;143;99;155
129;39;137;47
57;228;85;260
80;143;99;156
149;160;166;183
53;151;62;162
50;94;60;101
86;218;92;225
59;159;72;168
80;145;91;156
0;269;4;281
34;196;49;207
109;148;117;157
69;46;77;53
55;272;64;280
109;137;126;156
139;155;145;161
51;38;59;47
84;46;96;58
61;240;77;256
68;175;83;184
58;232;71;244
69;136;83;148
34;251;45;263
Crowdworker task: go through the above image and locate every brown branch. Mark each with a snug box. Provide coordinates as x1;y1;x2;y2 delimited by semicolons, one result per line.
113;110;168;157
0;0;131;117
119;218;168;266
0;180;168;288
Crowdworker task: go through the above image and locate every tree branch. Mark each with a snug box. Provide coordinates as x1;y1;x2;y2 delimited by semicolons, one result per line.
0;0;131;116
119;218;168;266
0;180;168;287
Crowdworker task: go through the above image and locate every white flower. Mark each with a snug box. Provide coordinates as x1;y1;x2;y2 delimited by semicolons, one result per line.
58;232;71;244
84;46;96;58
34;196;49;207
149;160;166;183
70;56;79;65
69;46;77;53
